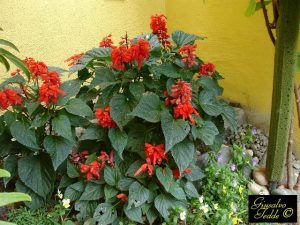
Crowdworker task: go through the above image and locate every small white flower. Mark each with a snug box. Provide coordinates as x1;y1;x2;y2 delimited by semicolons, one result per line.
213;203;219;210
11;138;16;142
200;204;209;214
179;210;186;221
232;179;238;187
149;73;154;78
62;199;70;209
57;189;63;199
139;77;143;82
146;34;150;40
119;87;124;93
198;195;204;204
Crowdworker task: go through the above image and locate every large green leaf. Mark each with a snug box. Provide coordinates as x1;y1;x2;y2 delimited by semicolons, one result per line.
104;166;120;187
0;55;10;71
93;203;117;225
66;98;93;117
154;194;173;219
191;120;219;145
57;79;82;106
126;124;147;153
67;160;80;178
0;39;19;52
80;182;104;201
155;167;173;192
80;125;104;141
169;182;186;200
151;63;180;78
0;74;25;87
91;67;119;90
199;76;223;96
130;92;161;123
10;120;40;150
161;110;190;151
245;0;257;16
0;169;10;178
43;135;75;170
15;181;45;209
18;154;55;199
64;181;85;201
108;128;128;159
104;185;118;200
146;207;158;225
124;204;143;223
184;182;199;198
118;177;135;191
110;94;133;129
129;82;145;100
171;30;202;47
86;47;111;58
75;200;98;222
220;100;237;131
0;192;31;207
52;114;73;141
199;90;223;116
171;140;195;172
30;113;51;129
3;155;18;187
128;181;150;208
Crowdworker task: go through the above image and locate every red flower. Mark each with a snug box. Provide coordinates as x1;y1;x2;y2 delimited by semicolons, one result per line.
95;107;116;128
65;53;84;67
170;81;192;105
178;45;197;68
10;69;21;76
0;91;9;110
116;193;128;202
4;89;23;106
145;143;168;166
111;45;131;71
134;158;154;177
173;102;199;125
24;57;48;79
80;161;100;181
38;83;66;105
99;34;114;48
150;14;171;48
41;71;61;86
130;39;150;69
199;63;215;76
172;167;192;179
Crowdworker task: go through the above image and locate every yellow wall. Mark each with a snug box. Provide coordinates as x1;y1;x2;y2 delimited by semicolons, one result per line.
166;0;300;157
0;0;165;71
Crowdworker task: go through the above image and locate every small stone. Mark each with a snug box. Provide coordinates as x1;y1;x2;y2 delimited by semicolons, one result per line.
217;145;232;166
293;160;300;170
246;149;254;157
248;181;270;195
196;152;209;168
243;166;252;178
271;187;297;195
253;168;268;186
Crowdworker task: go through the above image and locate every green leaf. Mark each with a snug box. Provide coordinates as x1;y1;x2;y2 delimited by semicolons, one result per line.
154;194;173;219
161;110;190;151
128;181;150;208
297;53;300;72
64;181;85;201
80;182;104;201
57;79;82;106
104;166;120;186
66;98;93;117
30;113;50;129
104;185;118;200
78;68;92;80
245;0;257;16
146;207;158;225
44;135;75;170
184;165;205;181
52;115;73;141
184;182;199;198
0;220;16;225
0;74;25;87
220;100;237;131
199;90;223;116
156;167;173;192
124;205;143;223
199;76;223;96
171;30;203;47
25;102;40;116
15;181;45;209
67;160;80;178
18;154;55;199
171;140;195;172
126;160;147;178
3;155;18;187
0;169;10;178
129;82;145;100
86;47;112;58
126;124;147;153
59;175;74;189
130;92;161;123
151;63;180;78
91;67;119;90
10;120;39;150
0;39;19;52
0;55;10;71
75;200;98;222
0;192;31;207
108;128;128;159
169;182;186;200
93;203;117;225
110;94;132;129
191;120;219;145
255;0;272;11
118;177;135;191
80;125;104;141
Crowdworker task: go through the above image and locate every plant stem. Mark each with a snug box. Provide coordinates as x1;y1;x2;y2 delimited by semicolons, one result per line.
294;84;300;128
266;0;300;182
287;113;294;189
260;0;276;44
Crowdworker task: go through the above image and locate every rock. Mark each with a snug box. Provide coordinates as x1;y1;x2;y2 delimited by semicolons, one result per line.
253;168;268;186
293;160;300;170
271;187;297;195
248;181;270;195
246;149;254;157
196;152;209;168
217;145;232;166
258;153;267;167
234;107;247;126
243;166;252;178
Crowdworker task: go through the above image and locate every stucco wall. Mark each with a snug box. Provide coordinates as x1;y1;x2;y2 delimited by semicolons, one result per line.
166;0;300;157
0;0;165;72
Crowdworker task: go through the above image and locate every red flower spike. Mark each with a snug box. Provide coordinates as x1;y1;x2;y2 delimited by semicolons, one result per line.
109;151;114;167
65;53;84;67
111;45;131;71
170;81;192;105
38;83;66;105
173;102;199;124
178;45;197;68
0;91;9;110
173;167;193;179
150;14;171;48
130;39;150;69
4;89;23;106
95;107;117;128
145;143;168;166
80;164;90;173
24;57;48;79
99;34;114;48
199;63;215;76
134;158;154;177
117;193;128;202
80;161;101;181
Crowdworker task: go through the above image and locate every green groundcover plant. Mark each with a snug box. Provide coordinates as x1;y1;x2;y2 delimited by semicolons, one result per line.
0;15;236;224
